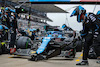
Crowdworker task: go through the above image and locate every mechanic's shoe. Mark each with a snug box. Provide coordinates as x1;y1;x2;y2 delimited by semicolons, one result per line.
96;60;100;64
43;56;48;60
76;61;89;65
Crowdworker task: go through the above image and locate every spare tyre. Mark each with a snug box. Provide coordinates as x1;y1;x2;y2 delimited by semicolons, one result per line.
75;40;83;52
16;36;33;49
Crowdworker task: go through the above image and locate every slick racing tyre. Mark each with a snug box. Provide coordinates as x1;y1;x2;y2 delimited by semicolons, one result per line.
76;40;82;52
16;36;33;49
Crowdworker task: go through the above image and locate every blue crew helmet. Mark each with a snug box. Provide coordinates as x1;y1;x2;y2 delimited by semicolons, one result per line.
70;6;86;22
0;25;3;30
0;25;3;32
62;24;66;28
97;10;100;15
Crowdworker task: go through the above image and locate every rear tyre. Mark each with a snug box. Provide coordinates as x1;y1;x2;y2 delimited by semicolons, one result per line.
16;36;33;49
76;40;82;52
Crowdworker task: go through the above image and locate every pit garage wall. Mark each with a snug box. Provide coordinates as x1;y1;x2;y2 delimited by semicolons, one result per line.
80;0;100;2
17;19;46;30
29;0;100;2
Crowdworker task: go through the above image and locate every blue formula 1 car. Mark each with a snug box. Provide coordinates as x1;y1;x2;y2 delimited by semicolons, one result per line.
29;31;79;61
10;30;82;61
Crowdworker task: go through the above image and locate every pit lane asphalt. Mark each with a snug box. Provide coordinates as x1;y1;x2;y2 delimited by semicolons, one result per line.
0;52;99;67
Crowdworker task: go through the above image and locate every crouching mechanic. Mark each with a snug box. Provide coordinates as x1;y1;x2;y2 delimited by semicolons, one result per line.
0;25;4;41
9;13;18;48
70;6;100;65
0;25;9;41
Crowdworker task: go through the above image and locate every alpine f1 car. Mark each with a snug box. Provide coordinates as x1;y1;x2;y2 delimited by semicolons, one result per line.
30;31;83;61
10;30;82;61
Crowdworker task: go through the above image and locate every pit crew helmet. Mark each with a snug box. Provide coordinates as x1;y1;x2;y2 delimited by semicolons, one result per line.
97;10;100;15
0;25;3;32
62;24;66;28
70;6;86;22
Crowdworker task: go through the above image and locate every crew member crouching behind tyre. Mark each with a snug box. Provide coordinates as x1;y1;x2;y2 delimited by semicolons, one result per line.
9;13;18;48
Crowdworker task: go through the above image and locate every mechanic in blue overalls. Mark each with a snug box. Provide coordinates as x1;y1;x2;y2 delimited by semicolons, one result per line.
93;10;100;64
9;12;18;48
0;25;8;41
70;6;100;65
30;28;37;40
0;25;4;41
62;24;76;38
62;24;71;31
0;8;11;29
